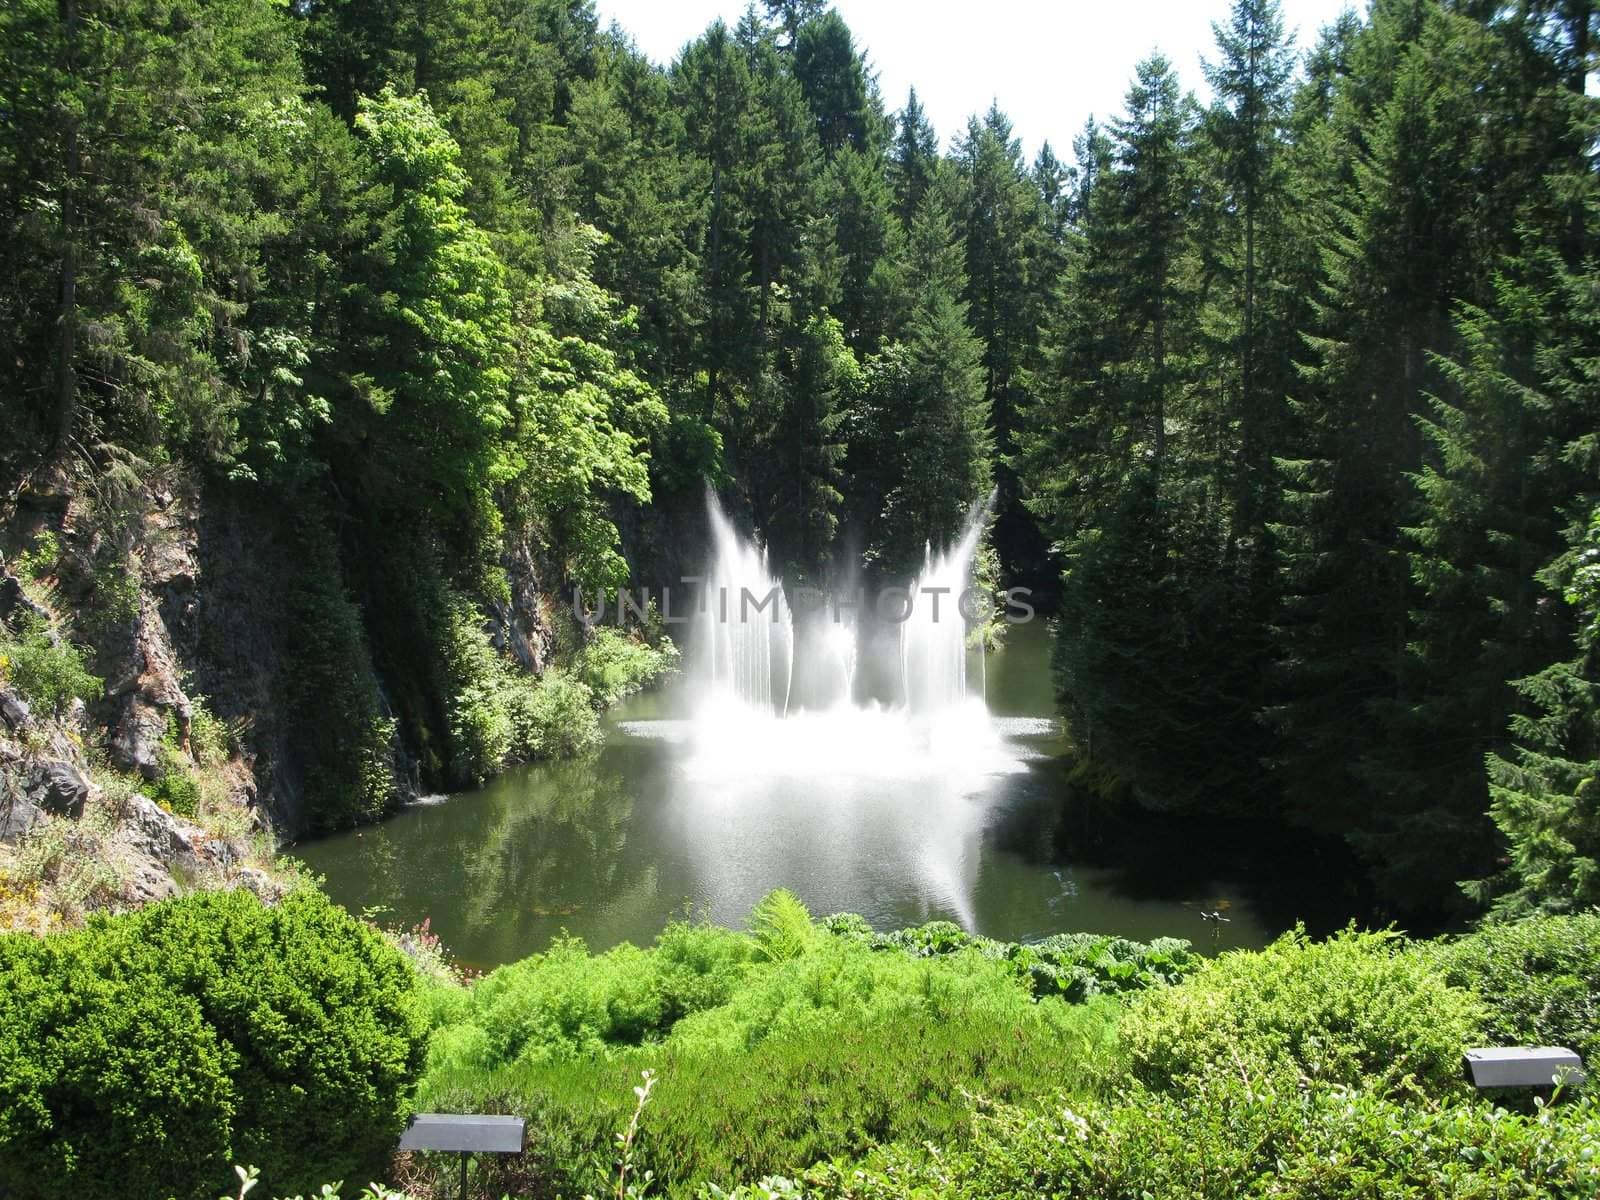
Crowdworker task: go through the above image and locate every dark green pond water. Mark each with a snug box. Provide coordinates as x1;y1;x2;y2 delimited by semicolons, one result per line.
291;622;1288;969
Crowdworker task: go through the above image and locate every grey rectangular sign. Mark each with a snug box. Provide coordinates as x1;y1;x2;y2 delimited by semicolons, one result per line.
398;1113;526;1154
1463;1046;1585;1089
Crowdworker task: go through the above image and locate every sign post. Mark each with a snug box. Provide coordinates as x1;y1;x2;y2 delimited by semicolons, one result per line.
397;1113;526;1200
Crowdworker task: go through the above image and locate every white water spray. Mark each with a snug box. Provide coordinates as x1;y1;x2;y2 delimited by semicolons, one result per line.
901;499;991;714
667;492;1017;934
694;491;993;722
697;494;793;715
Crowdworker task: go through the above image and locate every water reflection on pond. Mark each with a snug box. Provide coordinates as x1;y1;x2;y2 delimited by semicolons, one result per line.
292;622;1292;969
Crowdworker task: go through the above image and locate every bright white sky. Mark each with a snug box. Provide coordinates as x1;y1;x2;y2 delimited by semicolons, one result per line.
593;0;1362;161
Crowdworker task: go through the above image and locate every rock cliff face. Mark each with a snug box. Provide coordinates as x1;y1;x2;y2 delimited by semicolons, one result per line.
0;481;283;924
490;536;559;676
0;661;285;927
0;468;564;929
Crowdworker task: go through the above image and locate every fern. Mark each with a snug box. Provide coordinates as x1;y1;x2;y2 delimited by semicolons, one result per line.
748;889;817;963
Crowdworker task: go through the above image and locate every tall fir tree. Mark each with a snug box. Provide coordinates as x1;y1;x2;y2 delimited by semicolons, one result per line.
1270;4;1508;909
956;103;1051;581
888;87;939;229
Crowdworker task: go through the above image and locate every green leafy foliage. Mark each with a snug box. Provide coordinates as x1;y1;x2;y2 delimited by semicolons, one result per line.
428;999;1116;1200
14;532;60;581
1434;913;1600;1068
502;235;668;591
0;889;426;1200
225;1163;411;1200
438;599;620;782
441;598;516;785
278;521;397;831
144;714;202;818
770;1076;1600;1200
507;670;602;761
662;936;1061;1061
748;887;818;963
1473;508;1600;918
415;901;1120;1199
426;923;756;1074
1005;932;1198;1001
345;87;516;560
0;0;1595;970
0;929;235;1200
1122;927;1484;1100
825;915;1200;1000
570;628;678;709
0;613;102;718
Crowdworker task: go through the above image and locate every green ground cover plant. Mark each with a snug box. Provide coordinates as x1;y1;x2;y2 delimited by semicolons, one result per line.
408;893;1152;1198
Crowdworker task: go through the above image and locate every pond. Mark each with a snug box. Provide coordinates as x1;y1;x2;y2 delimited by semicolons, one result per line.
290;621;1318;970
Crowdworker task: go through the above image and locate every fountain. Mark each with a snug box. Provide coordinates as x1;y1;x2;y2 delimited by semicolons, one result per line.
694;491;991;724
678;493;1002;933
901;501;989;714
696;495;793;716
787;608;858;711
301;494;1198;965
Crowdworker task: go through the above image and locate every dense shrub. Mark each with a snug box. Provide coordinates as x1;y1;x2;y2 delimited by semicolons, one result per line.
414;898;1142;1198
443;607;666;779
420;901;1190;1198
0;612;102;717
0;889;427;1200
504;668;601;760
1122;926;1484;1100
1434;912;1600;1068
663;936;1049;1058
760;1077;1600;1200
426;1000;1116;1200
419;910;1115;1199
571;626;677;707
1012;931;1198;1000
441;597;516;783
645;1003;1112;1193
427;923;756;1074
144;713;203;817
0;930;236;1199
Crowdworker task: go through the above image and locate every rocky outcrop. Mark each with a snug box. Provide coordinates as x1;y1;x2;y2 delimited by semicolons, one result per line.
108;791;281;904
491;537;558;675
0;797;42;841
0;567;53;632
0;495;289;925
92;496;196;780
0;688;30;733
26;760;91;817
104;600;191;780
2;459;566;922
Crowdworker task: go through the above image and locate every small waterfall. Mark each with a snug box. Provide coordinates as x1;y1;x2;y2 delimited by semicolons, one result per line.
901;498;991;714
698;493;793;715
976;630;987;705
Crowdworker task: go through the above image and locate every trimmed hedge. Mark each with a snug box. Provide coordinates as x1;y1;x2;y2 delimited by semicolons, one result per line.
0;889;426;1200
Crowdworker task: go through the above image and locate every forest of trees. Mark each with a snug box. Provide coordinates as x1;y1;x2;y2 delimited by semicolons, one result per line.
0;0;1596;923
